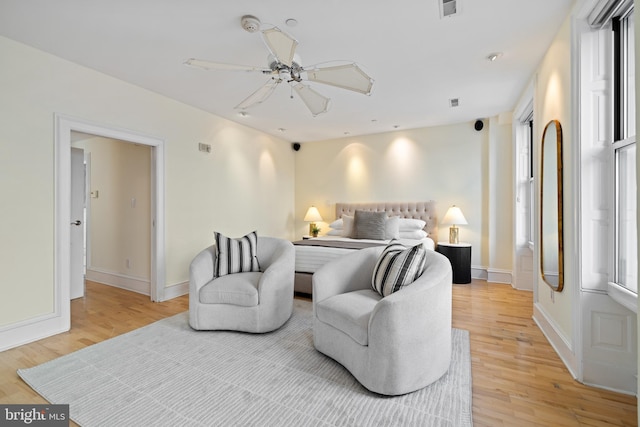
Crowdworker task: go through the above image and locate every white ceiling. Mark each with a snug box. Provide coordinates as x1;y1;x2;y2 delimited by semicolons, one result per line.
0;0;574;142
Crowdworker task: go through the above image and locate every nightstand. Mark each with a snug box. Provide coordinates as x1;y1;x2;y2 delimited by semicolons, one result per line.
436;242;471;284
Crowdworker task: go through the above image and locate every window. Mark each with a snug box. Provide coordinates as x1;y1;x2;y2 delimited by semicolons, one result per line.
612;7;637;294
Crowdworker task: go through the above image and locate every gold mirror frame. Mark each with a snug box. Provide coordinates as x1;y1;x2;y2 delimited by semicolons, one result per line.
540;119;564;291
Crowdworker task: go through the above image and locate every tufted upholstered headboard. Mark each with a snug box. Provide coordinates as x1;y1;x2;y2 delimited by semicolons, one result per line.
335;201;438;239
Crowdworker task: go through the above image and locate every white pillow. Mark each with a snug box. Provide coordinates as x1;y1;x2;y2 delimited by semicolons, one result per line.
326;228;342;236
385;216;400;239
398;218;426;231
399;229;428;239
341;215;354;237
329;218;344;230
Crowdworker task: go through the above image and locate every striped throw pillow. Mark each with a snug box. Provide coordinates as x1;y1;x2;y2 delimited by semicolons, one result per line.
214;231;260;277
372;241;426;297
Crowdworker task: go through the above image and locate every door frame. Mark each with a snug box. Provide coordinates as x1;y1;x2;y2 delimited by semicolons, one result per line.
55;114;166;312
69;146;86;299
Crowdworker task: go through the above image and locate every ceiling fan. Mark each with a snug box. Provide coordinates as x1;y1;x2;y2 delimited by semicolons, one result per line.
184;15;374;116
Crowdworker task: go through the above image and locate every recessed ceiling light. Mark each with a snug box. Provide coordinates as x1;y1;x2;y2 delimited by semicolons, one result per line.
238;111;248;117
487;52;503;62
393;125;399;129
285;18;298;27
344;131;350;135
278;128;286;132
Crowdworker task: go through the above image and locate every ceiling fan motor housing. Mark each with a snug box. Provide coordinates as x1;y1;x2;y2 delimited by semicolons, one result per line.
241;15;261;33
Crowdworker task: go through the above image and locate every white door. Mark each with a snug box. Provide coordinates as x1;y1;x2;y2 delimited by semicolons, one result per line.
70;147;85;299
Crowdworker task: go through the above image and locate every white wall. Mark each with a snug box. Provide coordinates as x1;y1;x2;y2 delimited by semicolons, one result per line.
294;119;514;276
487;115;515;276
533;12;575;344
0;36;295;332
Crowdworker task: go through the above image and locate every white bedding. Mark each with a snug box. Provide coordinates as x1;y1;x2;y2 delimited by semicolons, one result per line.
295;236;435;274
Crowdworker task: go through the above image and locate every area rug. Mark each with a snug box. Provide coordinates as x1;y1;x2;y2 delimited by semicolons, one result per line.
18;300;472;426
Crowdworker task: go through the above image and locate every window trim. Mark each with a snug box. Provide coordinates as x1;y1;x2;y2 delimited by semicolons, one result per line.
609;7;637;306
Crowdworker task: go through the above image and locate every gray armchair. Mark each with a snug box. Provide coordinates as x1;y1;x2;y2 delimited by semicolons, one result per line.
313;246;452;395
189;236;295;333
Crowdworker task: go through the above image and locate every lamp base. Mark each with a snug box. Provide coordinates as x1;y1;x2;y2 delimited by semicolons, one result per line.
449;226;459;244
309;222;317;237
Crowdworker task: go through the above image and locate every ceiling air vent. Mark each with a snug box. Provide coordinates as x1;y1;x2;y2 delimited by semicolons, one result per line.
449;98;459;107
440;0;459;18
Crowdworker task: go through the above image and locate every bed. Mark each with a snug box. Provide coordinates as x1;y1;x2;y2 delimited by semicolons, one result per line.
293;201;438;295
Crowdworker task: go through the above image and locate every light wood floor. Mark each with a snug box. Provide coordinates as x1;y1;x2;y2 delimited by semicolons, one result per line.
0;280;637;426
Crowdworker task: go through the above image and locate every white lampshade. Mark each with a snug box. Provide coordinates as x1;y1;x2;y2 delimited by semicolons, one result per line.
304;206;323;222
442;206;468;225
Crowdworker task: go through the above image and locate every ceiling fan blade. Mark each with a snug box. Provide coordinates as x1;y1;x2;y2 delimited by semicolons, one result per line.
235;78;280;110
261;28;298;67
293;83;330;116
306;63;374;95
184;58;270;73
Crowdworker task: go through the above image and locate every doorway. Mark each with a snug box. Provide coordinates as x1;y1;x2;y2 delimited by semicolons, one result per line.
71;134;153;298
54;114;166;330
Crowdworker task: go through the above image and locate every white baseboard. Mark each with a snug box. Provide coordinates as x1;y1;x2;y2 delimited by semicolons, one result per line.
533;302;579;380
487;268;513;284
471;266;513;285
86;268;150;296
0;277;187;353
471;266;488;281
164;281;189;301
0;312;69;352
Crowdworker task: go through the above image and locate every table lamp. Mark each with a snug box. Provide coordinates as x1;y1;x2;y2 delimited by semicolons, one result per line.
304;206;323;236
442;205;468;244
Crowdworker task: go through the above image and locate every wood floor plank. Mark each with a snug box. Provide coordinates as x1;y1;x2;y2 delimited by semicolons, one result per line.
0;279;636;426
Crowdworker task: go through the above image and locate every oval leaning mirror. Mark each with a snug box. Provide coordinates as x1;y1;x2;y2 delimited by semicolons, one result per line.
540;119;564;291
